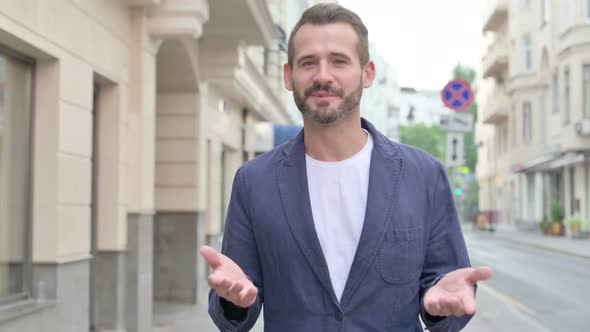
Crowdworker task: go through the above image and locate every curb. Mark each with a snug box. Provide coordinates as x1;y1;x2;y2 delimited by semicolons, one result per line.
494;235;590;260
464;225;590;260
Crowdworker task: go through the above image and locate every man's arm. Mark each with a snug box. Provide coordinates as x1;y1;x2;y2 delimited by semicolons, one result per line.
419;162;474;331
204;167;263;332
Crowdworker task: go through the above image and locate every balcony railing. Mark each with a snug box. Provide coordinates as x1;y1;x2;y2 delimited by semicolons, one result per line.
482;36;509;80
483;87;509;125
482;0;508;33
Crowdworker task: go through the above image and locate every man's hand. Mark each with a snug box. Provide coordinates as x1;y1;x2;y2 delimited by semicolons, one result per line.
199;246;259;308
424;266;493;317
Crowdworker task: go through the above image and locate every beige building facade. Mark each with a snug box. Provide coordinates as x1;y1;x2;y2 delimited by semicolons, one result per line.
477;0;590;230
0;0;292;331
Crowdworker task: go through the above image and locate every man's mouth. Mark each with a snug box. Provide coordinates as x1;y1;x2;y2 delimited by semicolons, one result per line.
310;91;338;98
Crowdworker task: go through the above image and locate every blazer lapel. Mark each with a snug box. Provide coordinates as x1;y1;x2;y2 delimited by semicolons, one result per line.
276;131;341;308
340;119;403;307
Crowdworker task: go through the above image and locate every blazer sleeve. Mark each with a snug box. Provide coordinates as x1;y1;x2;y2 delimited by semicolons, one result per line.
208;167;264;332
419;162;474;332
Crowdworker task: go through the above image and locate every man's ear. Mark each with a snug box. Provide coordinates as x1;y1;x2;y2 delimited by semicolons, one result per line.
284;63;294;91
362;60;376;88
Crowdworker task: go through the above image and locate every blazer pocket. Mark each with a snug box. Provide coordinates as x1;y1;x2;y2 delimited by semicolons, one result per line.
379;227;423;284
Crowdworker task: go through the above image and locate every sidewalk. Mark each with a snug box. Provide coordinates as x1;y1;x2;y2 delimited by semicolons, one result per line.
463;222;590;259
153;287;265;332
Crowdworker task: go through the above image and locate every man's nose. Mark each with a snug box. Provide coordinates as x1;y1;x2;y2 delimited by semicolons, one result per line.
313;62;333;85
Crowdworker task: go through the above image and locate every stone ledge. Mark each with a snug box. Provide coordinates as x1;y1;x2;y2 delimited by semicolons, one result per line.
0;299;55;324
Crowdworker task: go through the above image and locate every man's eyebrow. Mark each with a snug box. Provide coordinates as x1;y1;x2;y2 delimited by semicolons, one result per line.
296;54;316;64
296;53;352;64
330;52;351;60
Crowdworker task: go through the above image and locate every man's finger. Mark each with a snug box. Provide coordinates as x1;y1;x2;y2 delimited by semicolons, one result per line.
448;297;464;317
465;266;493;284
229;281;245;295
217;279;233;297
200;246;221;269
462;292;477;315
208;272;223;288
239;285;258;307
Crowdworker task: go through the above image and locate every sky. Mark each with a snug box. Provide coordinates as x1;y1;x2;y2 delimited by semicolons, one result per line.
337;0;487;91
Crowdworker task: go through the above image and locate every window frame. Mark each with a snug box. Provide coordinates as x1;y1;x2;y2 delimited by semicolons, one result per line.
523;35;533;72
0;44;35;303
541;0;550;26
511;103;517;146
522;102;532;144
564;66;571;125
553;69;560;114
583;64;590;118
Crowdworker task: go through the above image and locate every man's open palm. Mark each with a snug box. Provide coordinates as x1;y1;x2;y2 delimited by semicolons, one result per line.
424;266;493;317
199;246;258;308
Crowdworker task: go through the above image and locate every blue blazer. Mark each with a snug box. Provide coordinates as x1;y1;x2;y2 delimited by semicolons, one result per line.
209;119;473;332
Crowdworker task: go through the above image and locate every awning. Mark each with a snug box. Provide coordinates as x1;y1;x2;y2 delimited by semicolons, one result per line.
513;151;587;173
512;152;561;173
546;152;585;169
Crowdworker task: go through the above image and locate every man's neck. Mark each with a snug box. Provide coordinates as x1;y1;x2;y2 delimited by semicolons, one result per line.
303;114;368;162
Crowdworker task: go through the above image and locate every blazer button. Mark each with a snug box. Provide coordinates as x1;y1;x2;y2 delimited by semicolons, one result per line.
335;312;343;321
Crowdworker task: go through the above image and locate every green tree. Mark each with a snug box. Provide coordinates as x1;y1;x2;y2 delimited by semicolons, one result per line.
400;124;446;161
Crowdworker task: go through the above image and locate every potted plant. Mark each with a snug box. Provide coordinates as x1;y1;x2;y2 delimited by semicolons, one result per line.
541;214;552;235
564;213;582;236
575;218;590;239
550;202;565;236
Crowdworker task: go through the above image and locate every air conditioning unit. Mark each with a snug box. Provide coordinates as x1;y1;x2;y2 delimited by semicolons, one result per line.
575;119;590;136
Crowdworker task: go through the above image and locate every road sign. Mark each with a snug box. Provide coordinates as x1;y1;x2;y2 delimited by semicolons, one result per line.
441;79;473;112
446;132;465;167
439;113;474;133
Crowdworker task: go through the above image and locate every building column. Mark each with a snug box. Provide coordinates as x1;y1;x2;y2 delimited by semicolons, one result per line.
585;161;590;220
126;213;154;332
564;167;571;217
126;7;158;331
534;172;544;222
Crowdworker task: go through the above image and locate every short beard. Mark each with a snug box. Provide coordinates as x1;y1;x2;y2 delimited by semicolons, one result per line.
294;82;362;125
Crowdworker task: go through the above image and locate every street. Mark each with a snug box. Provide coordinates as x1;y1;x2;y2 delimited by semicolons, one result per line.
463;229;590;332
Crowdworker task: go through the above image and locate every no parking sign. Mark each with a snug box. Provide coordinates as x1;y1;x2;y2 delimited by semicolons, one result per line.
441;79;473;112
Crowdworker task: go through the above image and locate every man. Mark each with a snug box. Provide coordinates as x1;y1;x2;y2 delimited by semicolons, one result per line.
200;4;492;331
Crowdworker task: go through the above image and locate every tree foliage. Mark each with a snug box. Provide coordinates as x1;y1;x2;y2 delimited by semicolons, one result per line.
399;124;446;162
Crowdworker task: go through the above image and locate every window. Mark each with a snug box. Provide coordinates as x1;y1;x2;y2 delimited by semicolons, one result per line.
523;35;532;71
522;102;532;143
559;0;574;32
553;70;560;113
541;0;550;25
584;65;590;118
511;104;517;146
540;95;546;144
0;49;34;302
565;0;574;30
502;127;508;153
586;0;590;21
564;67;570;124
407;105;415;123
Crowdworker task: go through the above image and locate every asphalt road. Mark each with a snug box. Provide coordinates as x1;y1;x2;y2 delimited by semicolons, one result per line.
463;230;590;332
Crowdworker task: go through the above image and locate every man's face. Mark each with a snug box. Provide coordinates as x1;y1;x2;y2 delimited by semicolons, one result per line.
284;23;375;125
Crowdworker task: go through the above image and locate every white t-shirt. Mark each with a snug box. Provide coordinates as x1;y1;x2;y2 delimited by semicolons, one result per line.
305;132;373;302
